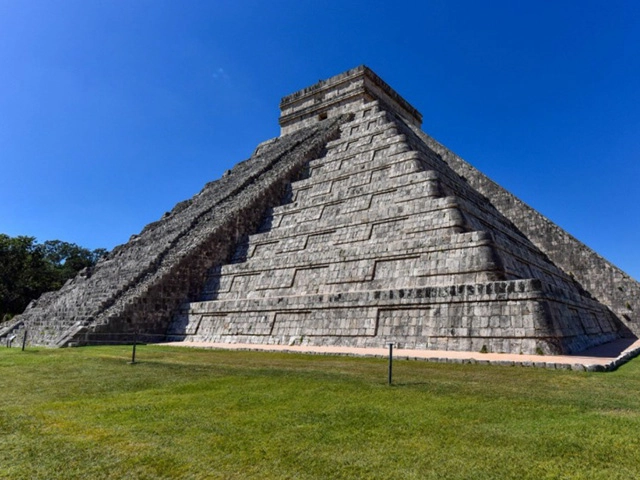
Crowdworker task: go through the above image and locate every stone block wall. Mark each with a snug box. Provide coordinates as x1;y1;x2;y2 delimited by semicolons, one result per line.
173;280;619;354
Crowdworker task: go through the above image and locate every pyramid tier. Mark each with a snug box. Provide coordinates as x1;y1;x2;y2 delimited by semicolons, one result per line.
173;279;620;355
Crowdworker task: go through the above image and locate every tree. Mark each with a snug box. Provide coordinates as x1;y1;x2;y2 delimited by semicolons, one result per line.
0;234;106;322
41;240;107;287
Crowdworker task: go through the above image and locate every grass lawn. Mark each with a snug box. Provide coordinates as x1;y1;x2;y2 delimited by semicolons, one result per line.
1;345;640;479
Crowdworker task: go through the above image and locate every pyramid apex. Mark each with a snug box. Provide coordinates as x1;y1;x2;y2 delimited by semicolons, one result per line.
279;66;422;135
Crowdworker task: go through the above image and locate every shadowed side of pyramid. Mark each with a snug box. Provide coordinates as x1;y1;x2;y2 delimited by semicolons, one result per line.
1;117;347;347
4;66;638;354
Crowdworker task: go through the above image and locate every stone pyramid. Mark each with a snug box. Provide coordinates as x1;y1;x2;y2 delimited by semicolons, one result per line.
4;66;638;354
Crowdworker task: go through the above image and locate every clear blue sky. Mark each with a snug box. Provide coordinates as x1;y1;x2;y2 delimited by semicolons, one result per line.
1;1;639;280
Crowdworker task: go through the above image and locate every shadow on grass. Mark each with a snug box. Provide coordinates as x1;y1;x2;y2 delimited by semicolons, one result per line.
388;382;434;387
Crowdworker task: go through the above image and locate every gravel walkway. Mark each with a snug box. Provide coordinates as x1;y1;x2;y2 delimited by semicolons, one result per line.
157;338;640;372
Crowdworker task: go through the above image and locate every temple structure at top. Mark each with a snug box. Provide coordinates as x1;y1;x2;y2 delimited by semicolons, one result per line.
279;66;422;134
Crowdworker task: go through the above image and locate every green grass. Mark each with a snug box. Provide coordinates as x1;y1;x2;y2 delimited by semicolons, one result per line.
1;346;640;479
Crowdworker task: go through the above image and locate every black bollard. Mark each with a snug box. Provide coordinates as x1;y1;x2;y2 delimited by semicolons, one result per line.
21;329;27;351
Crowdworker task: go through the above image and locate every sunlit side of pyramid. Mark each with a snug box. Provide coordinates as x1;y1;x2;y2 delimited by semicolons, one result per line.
4;66;639;354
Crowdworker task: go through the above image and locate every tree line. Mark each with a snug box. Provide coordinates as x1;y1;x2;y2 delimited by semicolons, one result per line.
0;234;107;323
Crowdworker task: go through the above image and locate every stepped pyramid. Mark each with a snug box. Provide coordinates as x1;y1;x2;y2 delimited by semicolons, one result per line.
4;66;639;354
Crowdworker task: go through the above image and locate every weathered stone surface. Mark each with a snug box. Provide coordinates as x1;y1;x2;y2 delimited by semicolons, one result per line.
4;65;638;354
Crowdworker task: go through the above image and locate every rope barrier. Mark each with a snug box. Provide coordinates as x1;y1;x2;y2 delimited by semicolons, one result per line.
12;331;397;381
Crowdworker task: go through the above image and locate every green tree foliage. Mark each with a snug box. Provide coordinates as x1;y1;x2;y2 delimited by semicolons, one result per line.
0;234;107;321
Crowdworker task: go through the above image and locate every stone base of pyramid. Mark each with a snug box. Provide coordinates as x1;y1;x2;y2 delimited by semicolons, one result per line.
169;279;621;355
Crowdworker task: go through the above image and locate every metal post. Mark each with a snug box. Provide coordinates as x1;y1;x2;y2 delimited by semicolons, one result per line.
21;329;27;351
388;342;394;385
130;331;137;364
